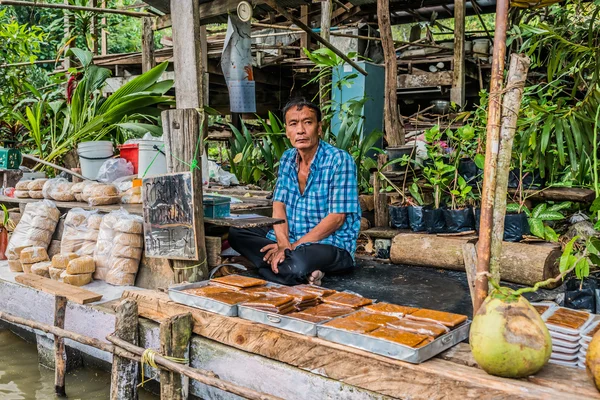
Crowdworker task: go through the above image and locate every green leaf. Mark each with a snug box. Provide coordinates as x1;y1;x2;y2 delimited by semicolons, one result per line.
541;115;553;153
559;236;579;273
528;218;545;239
575;257;590;280
544;225;559;242
589;254;600;266
506;203;522;213
555;119;565;165
474;154;485;169
536;211;565;221
68;47;93;67
547;202;571;212
115;122;162;137
409;183;424;206
531;203;547;219
590;197;600;213
587;237;600;255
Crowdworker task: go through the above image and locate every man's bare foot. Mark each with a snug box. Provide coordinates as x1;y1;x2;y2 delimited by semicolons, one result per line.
308;270;325;286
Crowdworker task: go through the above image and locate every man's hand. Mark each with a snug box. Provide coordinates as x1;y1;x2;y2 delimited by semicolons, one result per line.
261;243;290;273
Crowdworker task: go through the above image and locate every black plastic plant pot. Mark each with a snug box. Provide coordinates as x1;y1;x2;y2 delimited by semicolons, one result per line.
458;158;483;188
408;205;426;232
389;205;410;229
507;168;545;190
385;145;416;172
564;278;597;313
474;207;481;232
443;207;475;233
503;212;530;242
423;207;446;234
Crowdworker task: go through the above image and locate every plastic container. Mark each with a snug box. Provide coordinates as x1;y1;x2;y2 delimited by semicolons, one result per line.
0;148;22;169
203;195;231;218
78;141;114;179
118;143;140;174
138;140;167;178
472;39;490;59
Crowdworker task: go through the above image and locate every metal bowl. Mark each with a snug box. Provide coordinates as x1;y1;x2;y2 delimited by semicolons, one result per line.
430;100;450;115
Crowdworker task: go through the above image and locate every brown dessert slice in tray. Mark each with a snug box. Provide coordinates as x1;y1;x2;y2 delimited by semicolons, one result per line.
368;327;432;348
294;284;336;298
407;309;468;328
300;304;355;319
322;292;373;308
244;294;294;308
210;274;267;289
533;305;550;315
587;323;600;337
241;286;273;295
387;318;449;338
287;312;331;323
271;286;319;302
546;307;590;330
345;310;401;326
363;302;418;317
322;316;380;334
183;286;232;297
203;291;256;305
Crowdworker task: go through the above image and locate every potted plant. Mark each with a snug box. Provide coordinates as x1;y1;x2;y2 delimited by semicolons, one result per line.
443;175;476;232
505;201;568;242
380;153;421;230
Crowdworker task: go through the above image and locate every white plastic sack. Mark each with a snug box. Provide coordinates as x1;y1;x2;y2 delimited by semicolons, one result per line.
208;160;239;186
97;158;134;183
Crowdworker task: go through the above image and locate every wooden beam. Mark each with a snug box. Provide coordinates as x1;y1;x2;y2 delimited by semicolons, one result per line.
155;13;171;30
121;289;599;400
265;0;367;76
101;0;107;55
374;154;389;228
377;0;405;146
450;0;466;108
141;17;155;73
54;296;67;397
161;109;209;282
300;5;309;57
160;313;193;400
90;0;99;55
110;299;139;400
0;0;153;17
398;71;454;88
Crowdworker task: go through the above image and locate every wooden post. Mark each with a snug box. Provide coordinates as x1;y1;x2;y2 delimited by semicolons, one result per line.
63;0;72;71
141;17;156;73
54;295;67;397
90;0;98;55
474;0;510;312
374;154;389;228
162;109;209;282
101;0;107;55
489;54;531;283
110;299;139;400
160;313;193;400
320;0;332;109
462;242;477;310
170;0;207;109
376;0;405;147
450;0;466;108
300;5;310;57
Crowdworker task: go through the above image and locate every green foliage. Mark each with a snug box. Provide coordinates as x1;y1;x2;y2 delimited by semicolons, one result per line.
559;235;600;280
508;202;570;241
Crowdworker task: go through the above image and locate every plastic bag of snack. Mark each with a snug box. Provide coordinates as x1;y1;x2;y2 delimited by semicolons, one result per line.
83;183;121;206
6;200;60;258
61;208;102;256
42;178;75;201
93;209;143;285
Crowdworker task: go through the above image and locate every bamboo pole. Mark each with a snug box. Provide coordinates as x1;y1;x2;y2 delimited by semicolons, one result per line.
54;296;67;397
320;0;332;110
264;0;368;76
489;54;531;283
0;0;153;17
107;335;282;400
474;0;511;313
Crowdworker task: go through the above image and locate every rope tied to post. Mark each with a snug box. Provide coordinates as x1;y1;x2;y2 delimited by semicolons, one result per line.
172;258;207;271
138;348;189;388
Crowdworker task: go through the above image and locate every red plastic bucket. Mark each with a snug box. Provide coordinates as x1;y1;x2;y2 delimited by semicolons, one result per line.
118;143;140;174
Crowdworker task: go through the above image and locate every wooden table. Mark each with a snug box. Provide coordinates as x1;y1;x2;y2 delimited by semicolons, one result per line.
0;195;283;229
123;289;599;400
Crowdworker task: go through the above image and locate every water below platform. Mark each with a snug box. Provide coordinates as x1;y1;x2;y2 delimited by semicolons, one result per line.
0;329;157;400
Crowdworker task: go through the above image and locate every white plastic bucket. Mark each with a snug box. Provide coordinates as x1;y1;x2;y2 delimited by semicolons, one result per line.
138;140;167;178
78;141;114;179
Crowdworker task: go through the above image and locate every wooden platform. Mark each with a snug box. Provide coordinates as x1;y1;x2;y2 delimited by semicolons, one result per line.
15;274;103;304
123;289;599;400
0;195;282;229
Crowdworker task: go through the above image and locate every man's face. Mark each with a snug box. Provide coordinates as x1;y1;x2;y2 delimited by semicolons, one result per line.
285;106;322;152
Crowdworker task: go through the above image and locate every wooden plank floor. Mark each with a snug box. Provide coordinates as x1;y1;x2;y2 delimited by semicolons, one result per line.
122;289;599;400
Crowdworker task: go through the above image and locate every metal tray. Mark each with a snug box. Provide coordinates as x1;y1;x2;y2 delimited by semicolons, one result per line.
168;281;280;317
317;320;471;364
238;305;328;336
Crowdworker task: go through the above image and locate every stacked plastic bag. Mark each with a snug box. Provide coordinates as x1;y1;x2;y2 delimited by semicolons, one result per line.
43;178;76;201
6;200;60;268
61;209;102;257
94;209;143;286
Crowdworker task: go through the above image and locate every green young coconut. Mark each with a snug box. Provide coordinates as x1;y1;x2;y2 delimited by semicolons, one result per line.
470;288;552;378
586;329;600;391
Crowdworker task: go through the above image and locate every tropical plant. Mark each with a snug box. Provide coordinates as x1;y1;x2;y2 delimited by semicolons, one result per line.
506;201;570;241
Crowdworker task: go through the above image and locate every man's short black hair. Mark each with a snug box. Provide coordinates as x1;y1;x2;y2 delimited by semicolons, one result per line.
282;98;322;123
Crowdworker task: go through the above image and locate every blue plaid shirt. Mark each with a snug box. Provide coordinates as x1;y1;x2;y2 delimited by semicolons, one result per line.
267;140;361;257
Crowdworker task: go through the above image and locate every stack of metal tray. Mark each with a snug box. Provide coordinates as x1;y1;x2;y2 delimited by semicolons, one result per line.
317;320;471;364
168;281;279;317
